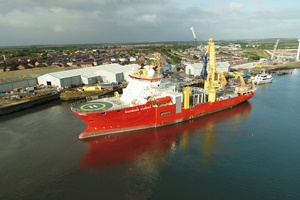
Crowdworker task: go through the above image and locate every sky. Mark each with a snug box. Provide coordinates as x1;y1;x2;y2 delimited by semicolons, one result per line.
0;0;300;46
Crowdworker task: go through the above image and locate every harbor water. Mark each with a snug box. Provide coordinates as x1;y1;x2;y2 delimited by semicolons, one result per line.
1;69;300;200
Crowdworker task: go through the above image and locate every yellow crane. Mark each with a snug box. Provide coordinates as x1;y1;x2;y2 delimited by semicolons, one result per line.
203;38;251;102
204;38;227;102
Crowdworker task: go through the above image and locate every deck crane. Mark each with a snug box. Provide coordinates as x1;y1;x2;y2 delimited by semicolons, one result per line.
271;39;279;60
190;27;207;78
204;38;250;102
204;38;226;102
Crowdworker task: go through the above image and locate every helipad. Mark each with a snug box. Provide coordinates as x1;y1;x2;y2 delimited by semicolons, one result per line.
74;101;113;112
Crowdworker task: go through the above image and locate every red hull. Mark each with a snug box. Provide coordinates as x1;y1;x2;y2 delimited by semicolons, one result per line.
73;92;255;139
80;102;252;171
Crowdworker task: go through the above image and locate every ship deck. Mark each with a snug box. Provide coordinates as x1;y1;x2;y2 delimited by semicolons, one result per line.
72;99;128;112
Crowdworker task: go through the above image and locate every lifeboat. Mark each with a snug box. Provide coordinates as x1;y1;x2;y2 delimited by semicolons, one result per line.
155;96;172;105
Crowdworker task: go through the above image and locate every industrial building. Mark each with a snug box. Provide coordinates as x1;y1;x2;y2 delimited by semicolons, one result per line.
36;61;231;88
37;63;140;88
184;62;230;76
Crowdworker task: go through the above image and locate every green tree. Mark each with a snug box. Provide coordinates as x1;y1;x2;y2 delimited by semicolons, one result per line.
172;56;181;64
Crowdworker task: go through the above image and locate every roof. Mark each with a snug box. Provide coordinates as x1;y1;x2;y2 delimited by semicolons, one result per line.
38;63;141;79
185;62;230;69
185;63;203;69
216;62;230;69
95;64;140;74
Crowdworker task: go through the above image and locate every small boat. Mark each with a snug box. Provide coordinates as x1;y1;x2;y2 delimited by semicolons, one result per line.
276;70;290;76
250;70;273;84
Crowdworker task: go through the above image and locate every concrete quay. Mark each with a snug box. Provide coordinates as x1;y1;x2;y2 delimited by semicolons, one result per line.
0;93;60;116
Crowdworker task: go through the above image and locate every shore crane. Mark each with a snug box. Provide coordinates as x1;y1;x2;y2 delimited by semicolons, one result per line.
190;27;198;48
271;39;279;60
190;26;207;78
2;55;7;72
297;39;300;61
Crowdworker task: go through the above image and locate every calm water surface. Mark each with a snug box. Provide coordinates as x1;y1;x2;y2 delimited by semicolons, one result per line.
1;69;300;200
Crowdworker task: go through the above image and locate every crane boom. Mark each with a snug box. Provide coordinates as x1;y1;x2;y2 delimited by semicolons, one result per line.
190;26;198;48
190;26;207;78
190;26;197;39
297;39;300;61
271;39;279;60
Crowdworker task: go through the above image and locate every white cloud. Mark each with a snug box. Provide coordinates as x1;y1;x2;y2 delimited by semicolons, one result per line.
0;9;37;28
136;14;157;23
0;0;300;46
53;26;67;33
227;2;243;12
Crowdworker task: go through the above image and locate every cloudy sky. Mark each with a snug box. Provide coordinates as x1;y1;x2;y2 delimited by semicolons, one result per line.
0;0;299;46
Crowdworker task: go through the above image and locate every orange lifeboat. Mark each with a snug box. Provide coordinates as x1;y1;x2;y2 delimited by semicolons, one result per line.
155;96;172;105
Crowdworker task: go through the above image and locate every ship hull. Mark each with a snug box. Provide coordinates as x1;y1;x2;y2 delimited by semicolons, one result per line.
73;91;254;139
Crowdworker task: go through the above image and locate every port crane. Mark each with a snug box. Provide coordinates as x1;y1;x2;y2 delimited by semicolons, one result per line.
2;55;7;72
190;27;198;48
190;26;207;78
271;39;279;60
201;50;208;78
297;39;300;61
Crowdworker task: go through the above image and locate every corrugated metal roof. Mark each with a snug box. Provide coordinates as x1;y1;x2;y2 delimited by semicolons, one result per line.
39;63;141;79
41;67;103;79
98;64;131;74
187;63;203;69
216;62;230;68
95;64;140;74
185;62;230;69
39;63;177;80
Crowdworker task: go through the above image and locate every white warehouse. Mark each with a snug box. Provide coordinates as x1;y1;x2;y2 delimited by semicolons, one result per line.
37;63;141;88
95;64;140;83
184;62;230;76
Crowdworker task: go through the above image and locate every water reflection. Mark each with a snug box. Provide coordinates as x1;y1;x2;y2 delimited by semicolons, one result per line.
80;102;252;171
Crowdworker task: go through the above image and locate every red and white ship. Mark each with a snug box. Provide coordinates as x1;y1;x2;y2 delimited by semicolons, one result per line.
71;38;255;139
